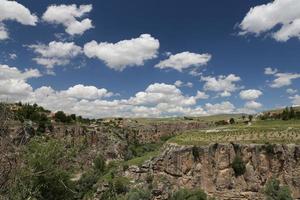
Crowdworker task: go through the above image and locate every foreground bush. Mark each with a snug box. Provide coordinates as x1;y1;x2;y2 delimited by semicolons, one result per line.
264;178;293;200
9;138;75;200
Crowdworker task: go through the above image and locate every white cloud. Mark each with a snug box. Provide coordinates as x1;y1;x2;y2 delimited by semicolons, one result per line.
220;91;231;97
286;88;298;95
28;41;82;70
201;74;242;97
0;64;41;100
271;73;300;88
264;67;278;75
9;53;17;60
244;101;262;109
155;52;211;72
239;0;300;41
174;80;183;87
42;4;93;35
195;91;209;99
204;101;235;115
174;80;193;88
63;84;113;100
265;68;300;88
84;34;159;71
290;95;300;106
0;67;248;118
0;0;37;40
240;89;262;100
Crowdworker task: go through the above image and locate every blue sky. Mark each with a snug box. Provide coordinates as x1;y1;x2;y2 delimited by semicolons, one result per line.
0;0;300;118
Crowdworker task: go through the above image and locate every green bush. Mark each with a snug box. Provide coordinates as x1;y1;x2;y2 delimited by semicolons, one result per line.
125;188;151;200
9;138;75;200
170;188;208;200
264;178;293;200
192;146;200;161
75;170;98;199
114;178;128;194
93;154;106;174
231;156;246;176
263;142;275;155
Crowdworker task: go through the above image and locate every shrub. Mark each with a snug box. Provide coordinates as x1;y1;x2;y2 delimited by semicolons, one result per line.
93;154;106;174
170;188;208;200
231;156;246;176
125;188;151;200
75;170;98;199
114;177;129;194
263;142;275;155
264;178;293;200
229;118;235;124
9;138;75;200
145;173;153;184
192;146;200;161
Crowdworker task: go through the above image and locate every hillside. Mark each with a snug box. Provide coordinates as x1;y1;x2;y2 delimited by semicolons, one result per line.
1;103;300;200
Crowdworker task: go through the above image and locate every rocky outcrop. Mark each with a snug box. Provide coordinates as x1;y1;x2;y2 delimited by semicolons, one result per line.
126;143;300;200
125;121;208;144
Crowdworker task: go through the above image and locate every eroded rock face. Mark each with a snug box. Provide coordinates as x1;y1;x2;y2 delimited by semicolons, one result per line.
126;143;300;200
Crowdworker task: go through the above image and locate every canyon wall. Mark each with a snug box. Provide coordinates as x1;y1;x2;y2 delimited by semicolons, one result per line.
127;143;300;200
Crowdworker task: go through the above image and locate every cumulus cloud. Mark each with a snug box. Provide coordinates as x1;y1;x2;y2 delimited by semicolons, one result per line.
0;0;37;40
244;101;262;109
286;88;298;95
264;67;278;75
195;91;209;99
290;95;300;106
63;84;113;100
174;80;193;88
239;89;263;100
9;53;17;60
0;64;41;100
28;41;82;70
155;52;211;72
201;74;242;97
42;4;93;35
1;74;245;118
265;68;300;88
84;34;159;71
204;101;235;115
239;0;300;41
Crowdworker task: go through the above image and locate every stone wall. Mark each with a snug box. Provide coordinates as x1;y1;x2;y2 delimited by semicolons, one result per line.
127;143;300;200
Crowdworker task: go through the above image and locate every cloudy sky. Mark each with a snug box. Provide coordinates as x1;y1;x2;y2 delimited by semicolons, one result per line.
0;0;300;118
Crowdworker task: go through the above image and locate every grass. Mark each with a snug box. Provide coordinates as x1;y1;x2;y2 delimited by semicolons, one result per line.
168;119;300;146
125;150;160;166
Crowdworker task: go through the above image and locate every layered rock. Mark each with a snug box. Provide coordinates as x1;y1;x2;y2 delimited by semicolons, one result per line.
126;143;300;200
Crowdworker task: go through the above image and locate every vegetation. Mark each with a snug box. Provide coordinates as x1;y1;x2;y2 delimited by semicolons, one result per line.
231;156;246;176
9;137;76;200
124;188;151;200
260;106;300;121
169;119;300;145
264;178;293;200
170;188;211;200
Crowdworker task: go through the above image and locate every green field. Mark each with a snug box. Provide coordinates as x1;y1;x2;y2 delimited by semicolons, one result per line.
168;119;300;145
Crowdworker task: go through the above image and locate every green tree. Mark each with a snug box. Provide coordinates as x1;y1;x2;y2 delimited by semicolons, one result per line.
289;107;295;119
54;111;68;123
229;118;235;124
93;154;106;174
231;156;246;176
264;178;293;200
248;115;253;122
9;138;75;200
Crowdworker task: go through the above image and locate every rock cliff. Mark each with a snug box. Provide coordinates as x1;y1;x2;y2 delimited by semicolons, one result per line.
126;143;300;200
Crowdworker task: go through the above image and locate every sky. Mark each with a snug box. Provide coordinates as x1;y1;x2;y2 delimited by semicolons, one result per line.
0;0;300;118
